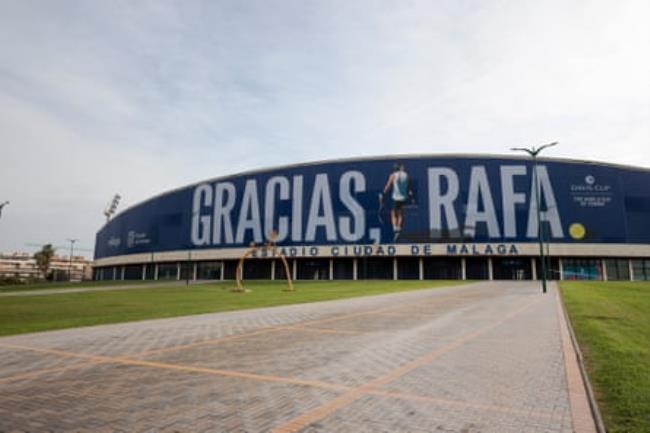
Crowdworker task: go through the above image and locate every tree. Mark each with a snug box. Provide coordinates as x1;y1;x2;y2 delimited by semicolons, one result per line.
34;244;55;280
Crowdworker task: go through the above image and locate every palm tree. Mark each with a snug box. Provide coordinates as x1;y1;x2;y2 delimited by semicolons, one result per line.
34;244;56;280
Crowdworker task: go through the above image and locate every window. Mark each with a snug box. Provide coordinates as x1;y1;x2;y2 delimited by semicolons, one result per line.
357;258;393;279
562;258;603;280
158;263;178;280
423;258;461;279
179;262;193;281
145;264;156;280
397;258;420;280
273;259;293;280
243;259;272;279
465;258;489;279
223;260;238;280
632;259;650;281
123;265;143;280
534;258;560;280
197;261;222;280
493;258;531;280
297;259;329;280
333;259;353;279
605;259;630;281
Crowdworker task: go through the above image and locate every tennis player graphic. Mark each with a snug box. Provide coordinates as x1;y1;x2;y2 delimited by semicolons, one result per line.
380;162;414;242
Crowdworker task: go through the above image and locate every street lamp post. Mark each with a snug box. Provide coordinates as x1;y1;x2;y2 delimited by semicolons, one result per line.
511;142;558;294
66;238;78;281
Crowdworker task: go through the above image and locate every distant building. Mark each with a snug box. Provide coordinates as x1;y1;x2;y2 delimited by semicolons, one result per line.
0;252;92;282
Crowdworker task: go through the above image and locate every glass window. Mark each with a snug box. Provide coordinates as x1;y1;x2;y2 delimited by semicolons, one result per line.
197;261;222;280
243;259;272;279
145;263;156;280
158;263;178;280
397;258;420;280
357;258;393;279
274;259;293;280
465;258;489;280
333;259;353;280
123;264;143;280
632;259;650;281
562;258;603;280
534;258;560;280
93;267;104;280
423;258;461;279
297;259;329;280
493;258;531;280
179;262;193;281
605;259;630;281
223;260;238;280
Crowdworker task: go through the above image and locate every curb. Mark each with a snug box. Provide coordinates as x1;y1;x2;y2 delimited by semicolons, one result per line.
556;283;607;433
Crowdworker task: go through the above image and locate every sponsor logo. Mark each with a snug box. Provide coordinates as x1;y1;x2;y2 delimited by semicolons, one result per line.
108;237;121;248
570;175;613;208
126;231;151;248
569;222;586;240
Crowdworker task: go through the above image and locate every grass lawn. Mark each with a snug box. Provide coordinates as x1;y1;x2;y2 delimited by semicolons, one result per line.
0;280;463;337
0;279;156;293
560;281;650;433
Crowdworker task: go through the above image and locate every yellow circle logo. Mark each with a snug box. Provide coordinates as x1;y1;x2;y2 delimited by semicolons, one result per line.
569;223;586;240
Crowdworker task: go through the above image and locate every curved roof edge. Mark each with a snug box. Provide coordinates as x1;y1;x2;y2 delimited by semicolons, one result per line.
99;153;650;232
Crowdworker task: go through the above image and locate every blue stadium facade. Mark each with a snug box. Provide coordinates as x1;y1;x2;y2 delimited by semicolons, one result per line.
93;155;650;281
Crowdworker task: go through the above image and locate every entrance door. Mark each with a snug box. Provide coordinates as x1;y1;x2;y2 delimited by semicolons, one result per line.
493;258;532;280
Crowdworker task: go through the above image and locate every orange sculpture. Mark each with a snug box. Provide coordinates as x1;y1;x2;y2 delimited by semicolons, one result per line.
233;231;294;293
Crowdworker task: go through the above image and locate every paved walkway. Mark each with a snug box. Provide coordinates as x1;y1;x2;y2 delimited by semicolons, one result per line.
0;281;595;432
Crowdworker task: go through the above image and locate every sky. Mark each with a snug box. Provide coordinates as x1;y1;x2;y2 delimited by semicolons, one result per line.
0;0;648;258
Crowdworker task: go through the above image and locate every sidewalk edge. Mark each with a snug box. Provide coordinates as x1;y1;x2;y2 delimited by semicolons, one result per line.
555;282;607;433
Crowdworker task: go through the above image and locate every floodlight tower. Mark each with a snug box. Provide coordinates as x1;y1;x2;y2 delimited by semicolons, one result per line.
104;194;122;222
0;201;9;219
510;141;558;294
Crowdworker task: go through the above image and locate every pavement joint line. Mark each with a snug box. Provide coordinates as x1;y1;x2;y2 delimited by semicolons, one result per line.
0;287;491;384
270;297;543;433
135;326;290;356
370;311;444;318
366;388;563;420
0;288;487;389
131;290;479;357
0;293;473;383
0;342;351;392
0;293;474;386
0;339;563;422
0;361;101;384
0;296;563;424
282;326;363;335
555;284;599;433
132;301;417;357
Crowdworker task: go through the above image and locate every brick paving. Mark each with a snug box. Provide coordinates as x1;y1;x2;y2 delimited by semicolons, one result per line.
0;281;593;432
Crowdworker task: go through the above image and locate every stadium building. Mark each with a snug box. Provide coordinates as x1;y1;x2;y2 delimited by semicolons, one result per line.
93;155;650;282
